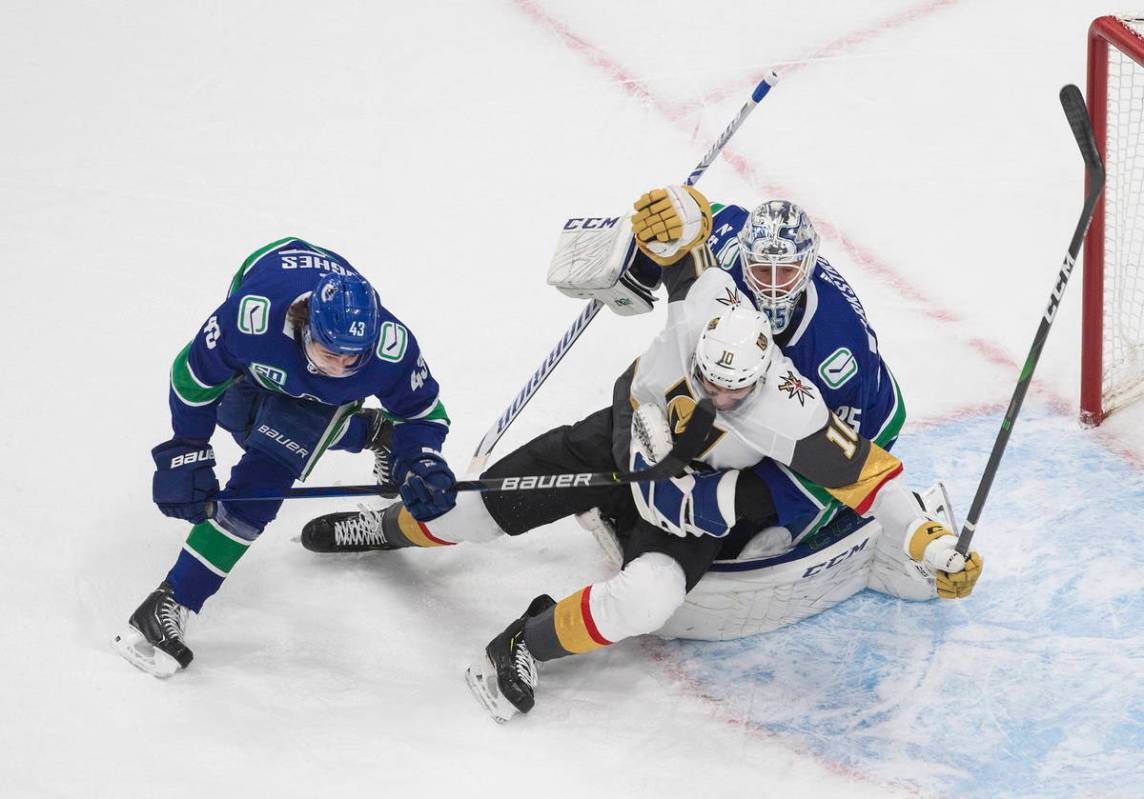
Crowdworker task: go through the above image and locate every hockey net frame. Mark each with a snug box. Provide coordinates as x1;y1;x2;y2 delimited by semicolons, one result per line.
1082;16;1144;425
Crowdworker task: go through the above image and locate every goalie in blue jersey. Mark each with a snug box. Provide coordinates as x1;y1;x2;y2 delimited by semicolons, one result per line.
619;186;907;556
113;238;455;678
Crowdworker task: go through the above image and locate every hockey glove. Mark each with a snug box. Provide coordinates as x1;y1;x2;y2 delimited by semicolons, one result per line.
397;452;457;522
632;185;713;266
907;521;984;599
151;438;219;523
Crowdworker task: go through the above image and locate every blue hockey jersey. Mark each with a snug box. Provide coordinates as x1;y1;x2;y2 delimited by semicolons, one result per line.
166;238;449;471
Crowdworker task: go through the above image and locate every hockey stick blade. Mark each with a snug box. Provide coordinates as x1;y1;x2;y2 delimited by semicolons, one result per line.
1060;85;1104;178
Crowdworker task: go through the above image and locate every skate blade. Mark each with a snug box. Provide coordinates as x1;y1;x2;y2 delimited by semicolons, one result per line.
464;656;517;724
111;627;183;679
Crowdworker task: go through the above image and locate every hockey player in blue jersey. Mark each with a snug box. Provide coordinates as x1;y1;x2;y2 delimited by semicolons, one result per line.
113;238;454;678
628;186;905;550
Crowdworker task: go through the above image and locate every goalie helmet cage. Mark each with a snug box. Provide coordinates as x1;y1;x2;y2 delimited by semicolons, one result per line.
1081;16;1144;426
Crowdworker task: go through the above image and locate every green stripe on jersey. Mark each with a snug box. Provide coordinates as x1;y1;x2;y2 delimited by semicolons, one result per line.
872;370;907;447
185;520;251;574
376;399;451;427
170;342;235;407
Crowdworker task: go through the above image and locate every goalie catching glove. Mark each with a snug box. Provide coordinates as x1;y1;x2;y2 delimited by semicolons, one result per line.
907;520;984;599
633;185;713;266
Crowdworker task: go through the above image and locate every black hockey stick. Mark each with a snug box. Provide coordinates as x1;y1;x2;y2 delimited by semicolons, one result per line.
218;400;715;501
955;84;1105;557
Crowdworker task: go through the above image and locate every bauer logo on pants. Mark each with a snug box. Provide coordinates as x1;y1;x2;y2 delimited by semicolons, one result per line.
256;425;309;458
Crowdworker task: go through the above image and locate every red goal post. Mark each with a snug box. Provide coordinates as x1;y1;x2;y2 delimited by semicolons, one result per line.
1082;16;1144;425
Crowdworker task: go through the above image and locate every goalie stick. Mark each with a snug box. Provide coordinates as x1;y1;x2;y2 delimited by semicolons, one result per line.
955;84;1105;557
467;71;781;474
218;400;715;501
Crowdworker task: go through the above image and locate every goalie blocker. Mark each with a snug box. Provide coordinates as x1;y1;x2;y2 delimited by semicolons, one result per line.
546;214;659;316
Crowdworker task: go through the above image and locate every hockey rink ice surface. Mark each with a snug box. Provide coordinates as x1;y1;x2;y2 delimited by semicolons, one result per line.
3;2;1142;798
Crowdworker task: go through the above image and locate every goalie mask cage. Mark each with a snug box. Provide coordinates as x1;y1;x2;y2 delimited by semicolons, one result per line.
1082;16;1144;426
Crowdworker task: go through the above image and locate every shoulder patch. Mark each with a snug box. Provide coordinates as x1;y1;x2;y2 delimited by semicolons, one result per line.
376;321;408;362
237;295;271;335
250;362;287;388
777;369;817;406
818;347;857;389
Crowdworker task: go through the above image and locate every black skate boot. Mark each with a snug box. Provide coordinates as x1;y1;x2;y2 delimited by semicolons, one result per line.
111;581;193;678
361;408;398;498
301;502;402;553
465;594;557;722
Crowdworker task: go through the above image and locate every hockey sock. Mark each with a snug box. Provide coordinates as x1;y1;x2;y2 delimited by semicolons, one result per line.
381;504;456;548
523;587;613;662
165;519;253;612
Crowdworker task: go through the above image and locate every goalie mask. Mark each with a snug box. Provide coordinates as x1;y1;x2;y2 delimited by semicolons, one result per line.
692;306;774;410
302;272;380;378
737;200;820;333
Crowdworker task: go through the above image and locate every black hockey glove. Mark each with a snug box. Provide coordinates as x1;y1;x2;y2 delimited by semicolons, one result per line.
151;438;219;523
396;452;456;522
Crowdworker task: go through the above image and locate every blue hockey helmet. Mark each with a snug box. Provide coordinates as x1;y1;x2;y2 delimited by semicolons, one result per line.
304;272;380;375
736;200;820;333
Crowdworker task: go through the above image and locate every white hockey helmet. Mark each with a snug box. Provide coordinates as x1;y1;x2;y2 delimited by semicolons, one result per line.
693;305;774;392
737;200;820;333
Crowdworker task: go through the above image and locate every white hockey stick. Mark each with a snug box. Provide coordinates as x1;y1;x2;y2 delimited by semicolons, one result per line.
467;71;781;473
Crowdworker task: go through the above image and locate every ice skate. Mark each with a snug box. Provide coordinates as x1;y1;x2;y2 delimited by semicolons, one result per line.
466;594;556;723
111;581;193;678
301;502;403;552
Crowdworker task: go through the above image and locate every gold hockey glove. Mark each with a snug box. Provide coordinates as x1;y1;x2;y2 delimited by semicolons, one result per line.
907;521;984;599
632;185;713;266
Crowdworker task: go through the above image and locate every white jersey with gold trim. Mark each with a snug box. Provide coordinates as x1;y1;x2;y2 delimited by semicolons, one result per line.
629;267;828;470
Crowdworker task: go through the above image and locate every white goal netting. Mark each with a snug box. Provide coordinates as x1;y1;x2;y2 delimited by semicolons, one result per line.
1100;17;1144;414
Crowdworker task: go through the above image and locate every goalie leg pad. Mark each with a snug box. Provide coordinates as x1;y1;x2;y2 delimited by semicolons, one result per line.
657;519;879;641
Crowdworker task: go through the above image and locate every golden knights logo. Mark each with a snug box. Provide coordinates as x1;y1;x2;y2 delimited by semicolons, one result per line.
777;370;815;406
664;378;725;457
715;287;742;308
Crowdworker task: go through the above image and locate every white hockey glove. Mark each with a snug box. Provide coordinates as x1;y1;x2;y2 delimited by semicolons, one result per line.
632;185;713;266
906;520;984;599
547;214;654;316
629;404;735;538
